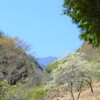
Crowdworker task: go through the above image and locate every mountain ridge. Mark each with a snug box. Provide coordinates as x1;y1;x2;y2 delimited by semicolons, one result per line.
37;56;57;68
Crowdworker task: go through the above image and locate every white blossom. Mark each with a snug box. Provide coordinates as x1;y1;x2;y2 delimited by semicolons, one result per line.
44;52;93;90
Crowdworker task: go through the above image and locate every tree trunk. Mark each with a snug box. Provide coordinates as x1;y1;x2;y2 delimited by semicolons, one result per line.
89;83;94;93
70;83;75;100
86;80;94;93
77;81;83;100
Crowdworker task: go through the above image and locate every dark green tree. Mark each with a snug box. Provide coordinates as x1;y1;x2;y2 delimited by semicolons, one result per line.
0;32;6;38
63;0;100;47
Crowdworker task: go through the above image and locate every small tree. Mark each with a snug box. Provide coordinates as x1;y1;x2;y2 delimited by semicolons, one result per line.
45;52;94;100
0;31;6;38
13;37;30;53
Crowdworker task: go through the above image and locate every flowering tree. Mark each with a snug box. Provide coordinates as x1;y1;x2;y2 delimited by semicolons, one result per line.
45;52;94;100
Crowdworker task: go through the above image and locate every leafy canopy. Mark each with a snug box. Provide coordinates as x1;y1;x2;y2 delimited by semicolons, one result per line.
63;0;100;46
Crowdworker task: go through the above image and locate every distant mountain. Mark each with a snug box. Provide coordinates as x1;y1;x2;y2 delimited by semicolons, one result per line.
37;57;57;69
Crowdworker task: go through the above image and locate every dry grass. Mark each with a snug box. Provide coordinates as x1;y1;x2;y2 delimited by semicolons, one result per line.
53;82;100;100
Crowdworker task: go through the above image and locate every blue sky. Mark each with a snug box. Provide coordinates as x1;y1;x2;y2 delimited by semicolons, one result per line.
0;0;83;58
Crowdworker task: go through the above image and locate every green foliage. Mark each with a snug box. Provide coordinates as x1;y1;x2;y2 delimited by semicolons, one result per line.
63;0;100;46
0;79;46;100
0;80;9;100
46;58;68;73
23;86;46;100
46;61;59;73
0;80;25;100
46;57;74;73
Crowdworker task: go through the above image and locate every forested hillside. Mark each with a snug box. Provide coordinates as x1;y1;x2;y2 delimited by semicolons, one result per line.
0;33;45;99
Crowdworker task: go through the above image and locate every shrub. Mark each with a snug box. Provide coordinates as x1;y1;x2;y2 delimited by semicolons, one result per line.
23;86;46;100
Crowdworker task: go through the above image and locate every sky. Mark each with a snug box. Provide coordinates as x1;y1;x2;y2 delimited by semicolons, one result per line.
0;0;83;58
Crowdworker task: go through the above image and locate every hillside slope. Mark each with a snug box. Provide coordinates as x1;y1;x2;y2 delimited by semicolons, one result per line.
77;42;100;60
52;82;100;100
0;37;44;85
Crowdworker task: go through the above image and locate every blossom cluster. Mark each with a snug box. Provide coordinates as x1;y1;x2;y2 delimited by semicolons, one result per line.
44;52;93;90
